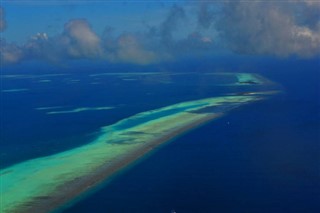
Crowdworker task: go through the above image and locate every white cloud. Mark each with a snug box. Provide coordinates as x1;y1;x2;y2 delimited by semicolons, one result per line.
112;33;159;65
62;19;103;58
216;0;320;57
2;2;319;66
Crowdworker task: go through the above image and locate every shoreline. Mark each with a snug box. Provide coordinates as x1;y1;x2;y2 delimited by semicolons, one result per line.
16;113;222;213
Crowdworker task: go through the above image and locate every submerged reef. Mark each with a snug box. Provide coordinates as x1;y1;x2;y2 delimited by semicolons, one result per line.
0;73;279;213
46;107;115;115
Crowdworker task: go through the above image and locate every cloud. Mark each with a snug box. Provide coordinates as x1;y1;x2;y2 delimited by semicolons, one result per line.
215;0;320;57
159;5;186;46
18;19;104;63
110;33;159;65
137;5;214;59
0;40;24;64
1;19;105;64
0;7;6;32
0;5;213;66
62;19;103;58
0;18;169;65
2;2;319;66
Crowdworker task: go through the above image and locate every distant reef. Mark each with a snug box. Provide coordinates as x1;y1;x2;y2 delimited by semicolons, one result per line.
0;73;279;213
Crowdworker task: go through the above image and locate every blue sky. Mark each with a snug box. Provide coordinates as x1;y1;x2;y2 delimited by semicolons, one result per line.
1;1;320;65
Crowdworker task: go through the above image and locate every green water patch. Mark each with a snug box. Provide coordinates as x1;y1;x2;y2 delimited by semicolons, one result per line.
190;102;240;114
112;103;207;131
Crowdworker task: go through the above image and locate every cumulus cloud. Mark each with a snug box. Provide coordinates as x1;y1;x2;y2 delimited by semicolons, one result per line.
0;5;217;65
139;5;214;59
1;19;104;64
1;2;319;66
216;0;320;57
1;5;198;65
14;19;104;64
0;7;6;32
110;33;159;65
62;19;103;58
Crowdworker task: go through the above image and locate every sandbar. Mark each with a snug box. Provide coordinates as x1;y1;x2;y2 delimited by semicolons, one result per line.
1;88;29;93
0;94;270;213
46;107;114;115
0;73;279;213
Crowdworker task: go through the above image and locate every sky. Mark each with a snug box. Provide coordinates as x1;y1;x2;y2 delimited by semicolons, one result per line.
0;0;320;66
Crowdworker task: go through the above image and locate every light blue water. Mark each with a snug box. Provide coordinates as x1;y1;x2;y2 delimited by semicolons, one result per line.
1;57;319;212
112;103;207;131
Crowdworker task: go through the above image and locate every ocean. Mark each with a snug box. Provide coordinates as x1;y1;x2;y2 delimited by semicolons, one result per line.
1;56;319;212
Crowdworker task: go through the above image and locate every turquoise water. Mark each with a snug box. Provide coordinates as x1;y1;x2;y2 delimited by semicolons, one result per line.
64;58;320;213
1;57;319;212
112;103;207;131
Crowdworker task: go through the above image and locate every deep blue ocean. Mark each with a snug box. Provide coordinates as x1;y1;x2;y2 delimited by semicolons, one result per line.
1;56;319;212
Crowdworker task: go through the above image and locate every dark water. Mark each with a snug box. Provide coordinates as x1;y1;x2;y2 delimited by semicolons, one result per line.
1;57;319;212
0;59;263;168
64;58;320;213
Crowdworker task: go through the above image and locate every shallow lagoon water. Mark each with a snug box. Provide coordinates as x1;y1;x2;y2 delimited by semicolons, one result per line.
63;59;319;213
1;57;319;212
1;68;269;168
1;71;272;212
